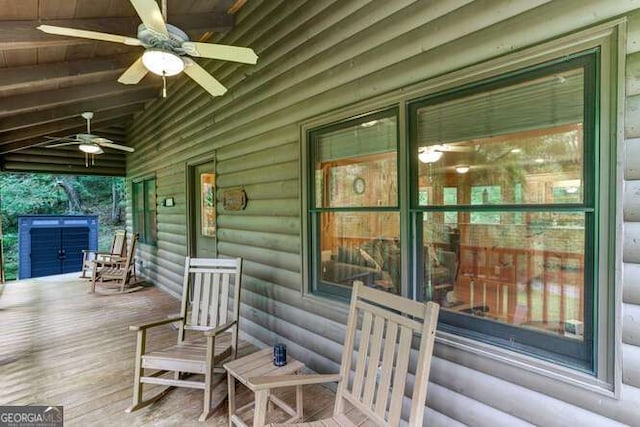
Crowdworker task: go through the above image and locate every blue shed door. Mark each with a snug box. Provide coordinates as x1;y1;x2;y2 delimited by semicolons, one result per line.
60;227;89;273
30;227;89;277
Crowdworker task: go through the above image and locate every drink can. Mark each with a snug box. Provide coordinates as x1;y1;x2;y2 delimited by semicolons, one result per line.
273;343;287;366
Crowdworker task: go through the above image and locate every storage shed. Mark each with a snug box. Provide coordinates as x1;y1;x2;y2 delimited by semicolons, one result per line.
18;215;98;279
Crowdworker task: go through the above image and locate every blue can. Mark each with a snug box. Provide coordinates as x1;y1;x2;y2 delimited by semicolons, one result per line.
273;343;287;366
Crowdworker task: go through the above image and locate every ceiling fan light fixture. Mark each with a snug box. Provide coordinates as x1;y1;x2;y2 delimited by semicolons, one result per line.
455;165;470;174
418;149;443;164
142;49;184;76
79;144;103;154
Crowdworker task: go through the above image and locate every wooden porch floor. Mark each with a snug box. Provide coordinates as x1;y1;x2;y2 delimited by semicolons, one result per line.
0;274;339;426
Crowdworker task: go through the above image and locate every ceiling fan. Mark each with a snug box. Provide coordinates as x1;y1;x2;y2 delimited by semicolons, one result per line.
45;112;134;167
37;0;258;98
418;144;476;163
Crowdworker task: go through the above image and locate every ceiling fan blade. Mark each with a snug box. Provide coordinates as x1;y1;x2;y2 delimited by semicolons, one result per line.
37;25;141;46
91;137;114;144
182;42;258;64
44;137;81;145
118;57;148;84
44;135;77;141
97;141;135;152
182;58;227;97
129;0;168;37
46;142;80;148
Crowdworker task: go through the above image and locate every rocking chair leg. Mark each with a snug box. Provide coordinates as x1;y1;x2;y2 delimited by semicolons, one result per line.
199;369;213;422
126;385;174;413
89;261;98;293
126;329;145;412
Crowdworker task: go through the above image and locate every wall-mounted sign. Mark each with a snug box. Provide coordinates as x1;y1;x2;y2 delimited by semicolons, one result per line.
223;188;247;211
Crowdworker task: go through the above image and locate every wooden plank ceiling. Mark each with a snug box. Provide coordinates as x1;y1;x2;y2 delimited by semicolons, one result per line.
0;0;242;176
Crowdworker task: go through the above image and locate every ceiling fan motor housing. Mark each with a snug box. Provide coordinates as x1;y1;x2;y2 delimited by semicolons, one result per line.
137;23;189;54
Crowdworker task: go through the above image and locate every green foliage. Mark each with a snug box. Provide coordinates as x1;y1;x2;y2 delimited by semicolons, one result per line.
0;174;67;229
3;232;17;280
0;173;126;280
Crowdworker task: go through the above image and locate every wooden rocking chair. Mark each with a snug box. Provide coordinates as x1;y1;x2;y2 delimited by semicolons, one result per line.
126;257;243;421
248;282;439;427
89;233;140;294
80;229;127;278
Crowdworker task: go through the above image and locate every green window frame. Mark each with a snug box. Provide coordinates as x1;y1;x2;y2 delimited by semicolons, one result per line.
307;108;401;300
408;51;598;371
132;177;157;245
303;25;618;385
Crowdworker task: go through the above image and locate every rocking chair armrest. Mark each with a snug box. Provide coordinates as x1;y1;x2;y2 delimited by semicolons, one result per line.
93;257;126;267
83;250;112;255
129;316;184;331
103;255;127;263
203;320;236;337
247;374;342;391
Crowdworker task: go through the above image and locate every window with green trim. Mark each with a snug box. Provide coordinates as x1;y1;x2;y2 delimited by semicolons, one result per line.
132;177;157;245
308;109;400;299
409;51;597;371
306;47;606;374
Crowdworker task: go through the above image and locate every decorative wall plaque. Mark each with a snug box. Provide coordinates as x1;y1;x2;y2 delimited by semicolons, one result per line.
223;188;247;211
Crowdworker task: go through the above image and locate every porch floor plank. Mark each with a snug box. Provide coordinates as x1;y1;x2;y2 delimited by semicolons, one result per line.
0;274;337;426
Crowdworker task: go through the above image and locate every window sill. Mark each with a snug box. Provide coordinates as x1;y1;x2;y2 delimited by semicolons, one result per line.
435;330;615;399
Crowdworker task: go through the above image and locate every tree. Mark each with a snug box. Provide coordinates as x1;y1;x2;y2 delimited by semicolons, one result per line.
56;176;82;212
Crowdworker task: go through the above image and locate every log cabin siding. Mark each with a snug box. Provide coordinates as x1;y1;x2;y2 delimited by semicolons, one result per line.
125;1;640;425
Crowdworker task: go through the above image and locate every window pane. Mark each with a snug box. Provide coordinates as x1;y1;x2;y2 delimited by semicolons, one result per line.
145;179;157;244
132;181;144;235
314;115;398;208
420;211;585;341
470;185;501;224
146;179;155;211
317;211;400;294
201;173;216;237
443;187;457;225
416;68;584;207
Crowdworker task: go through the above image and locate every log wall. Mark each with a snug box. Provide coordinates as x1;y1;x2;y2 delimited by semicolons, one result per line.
126;1;640;424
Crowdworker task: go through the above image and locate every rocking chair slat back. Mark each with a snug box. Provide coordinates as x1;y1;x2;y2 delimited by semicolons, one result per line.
112;230;127;257
89;233;139;294
334;284;439;427
181;258;242;333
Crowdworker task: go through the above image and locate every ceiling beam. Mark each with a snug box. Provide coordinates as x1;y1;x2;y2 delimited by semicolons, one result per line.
0;86;158;132
7;146;126;160
4;151;126;166
0;13;234;50
0;117;133;155
0;105;141;146
0;53;140;95
0;80;159;118
1;158;126;177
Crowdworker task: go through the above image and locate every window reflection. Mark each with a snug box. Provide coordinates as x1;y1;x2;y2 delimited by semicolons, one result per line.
420;212;584;339
414;67;587;341
319;212;400;294
201;173;216;237
310;110;400;296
